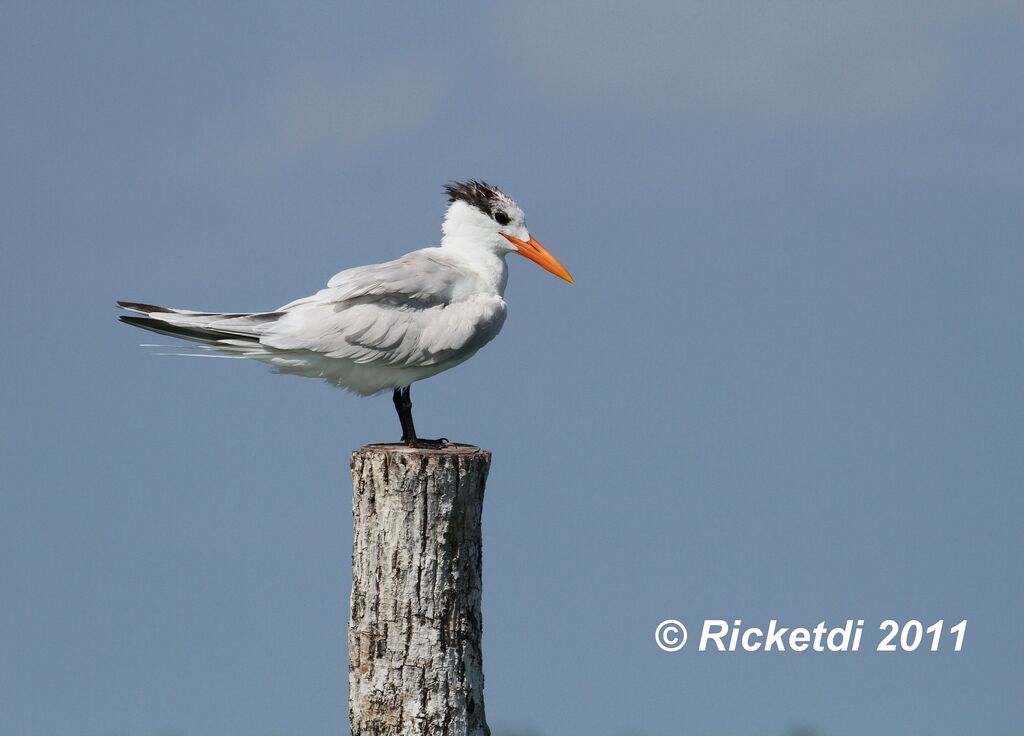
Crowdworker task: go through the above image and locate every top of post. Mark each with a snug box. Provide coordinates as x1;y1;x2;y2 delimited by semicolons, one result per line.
356;443;489;458
351;443;492;474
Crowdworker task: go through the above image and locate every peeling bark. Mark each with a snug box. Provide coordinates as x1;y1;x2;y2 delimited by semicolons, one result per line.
349;444;491;736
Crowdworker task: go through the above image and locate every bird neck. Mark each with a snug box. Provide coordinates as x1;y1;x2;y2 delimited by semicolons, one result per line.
440;235;509;296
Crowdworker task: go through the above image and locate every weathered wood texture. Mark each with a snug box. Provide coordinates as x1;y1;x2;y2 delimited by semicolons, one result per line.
349;444;492;736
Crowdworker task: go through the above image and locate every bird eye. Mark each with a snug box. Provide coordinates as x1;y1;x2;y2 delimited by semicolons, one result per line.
493;210;510;226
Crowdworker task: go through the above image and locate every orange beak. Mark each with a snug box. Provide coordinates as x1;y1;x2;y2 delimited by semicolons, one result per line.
500;233;575;284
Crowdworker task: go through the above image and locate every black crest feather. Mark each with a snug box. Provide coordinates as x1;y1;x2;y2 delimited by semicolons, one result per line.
444;180;504;215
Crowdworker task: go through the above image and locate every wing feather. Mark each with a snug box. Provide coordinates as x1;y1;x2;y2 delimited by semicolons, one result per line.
264;249;505;368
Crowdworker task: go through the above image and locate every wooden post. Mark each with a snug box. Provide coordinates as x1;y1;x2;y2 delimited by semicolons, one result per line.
349;444;492;736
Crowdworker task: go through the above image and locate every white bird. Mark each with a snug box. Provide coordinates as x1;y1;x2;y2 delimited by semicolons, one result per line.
118;181;573;447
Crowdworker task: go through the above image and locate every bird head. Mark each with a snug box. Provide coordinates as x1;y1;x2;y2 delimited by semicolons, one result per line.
441;180;574;284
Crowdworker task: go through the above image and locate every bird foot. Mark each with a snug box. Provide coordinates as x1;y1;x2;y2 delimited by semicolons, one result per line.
403;437;450;449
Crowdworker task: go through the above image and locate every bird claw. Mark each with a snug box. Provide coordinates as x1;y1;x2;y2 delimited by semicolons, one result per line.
403;437;451;450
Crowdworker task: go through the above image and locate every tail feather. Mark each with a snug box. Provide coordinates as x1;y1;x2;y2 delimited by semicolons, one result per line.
118;315;260;344
116;300;254;319
117;301;175;314
116;301;282;345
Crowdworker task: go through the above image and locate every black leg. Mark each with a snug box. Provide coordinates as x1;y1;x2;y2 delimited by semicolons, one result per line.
392;385;448;449
393;387;416;443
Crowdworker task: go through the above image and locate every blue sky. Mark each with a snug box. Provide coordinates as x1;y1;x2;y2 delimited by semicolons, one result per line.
2;3;1022;735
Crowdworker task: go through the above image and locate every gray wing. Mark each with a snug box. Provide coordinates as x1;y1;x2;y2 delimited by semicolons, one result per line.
263;249;506;368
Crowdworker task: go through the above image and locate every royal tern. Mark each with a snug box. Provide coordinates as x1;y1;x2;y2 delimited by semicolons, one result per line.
118;181;573;448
